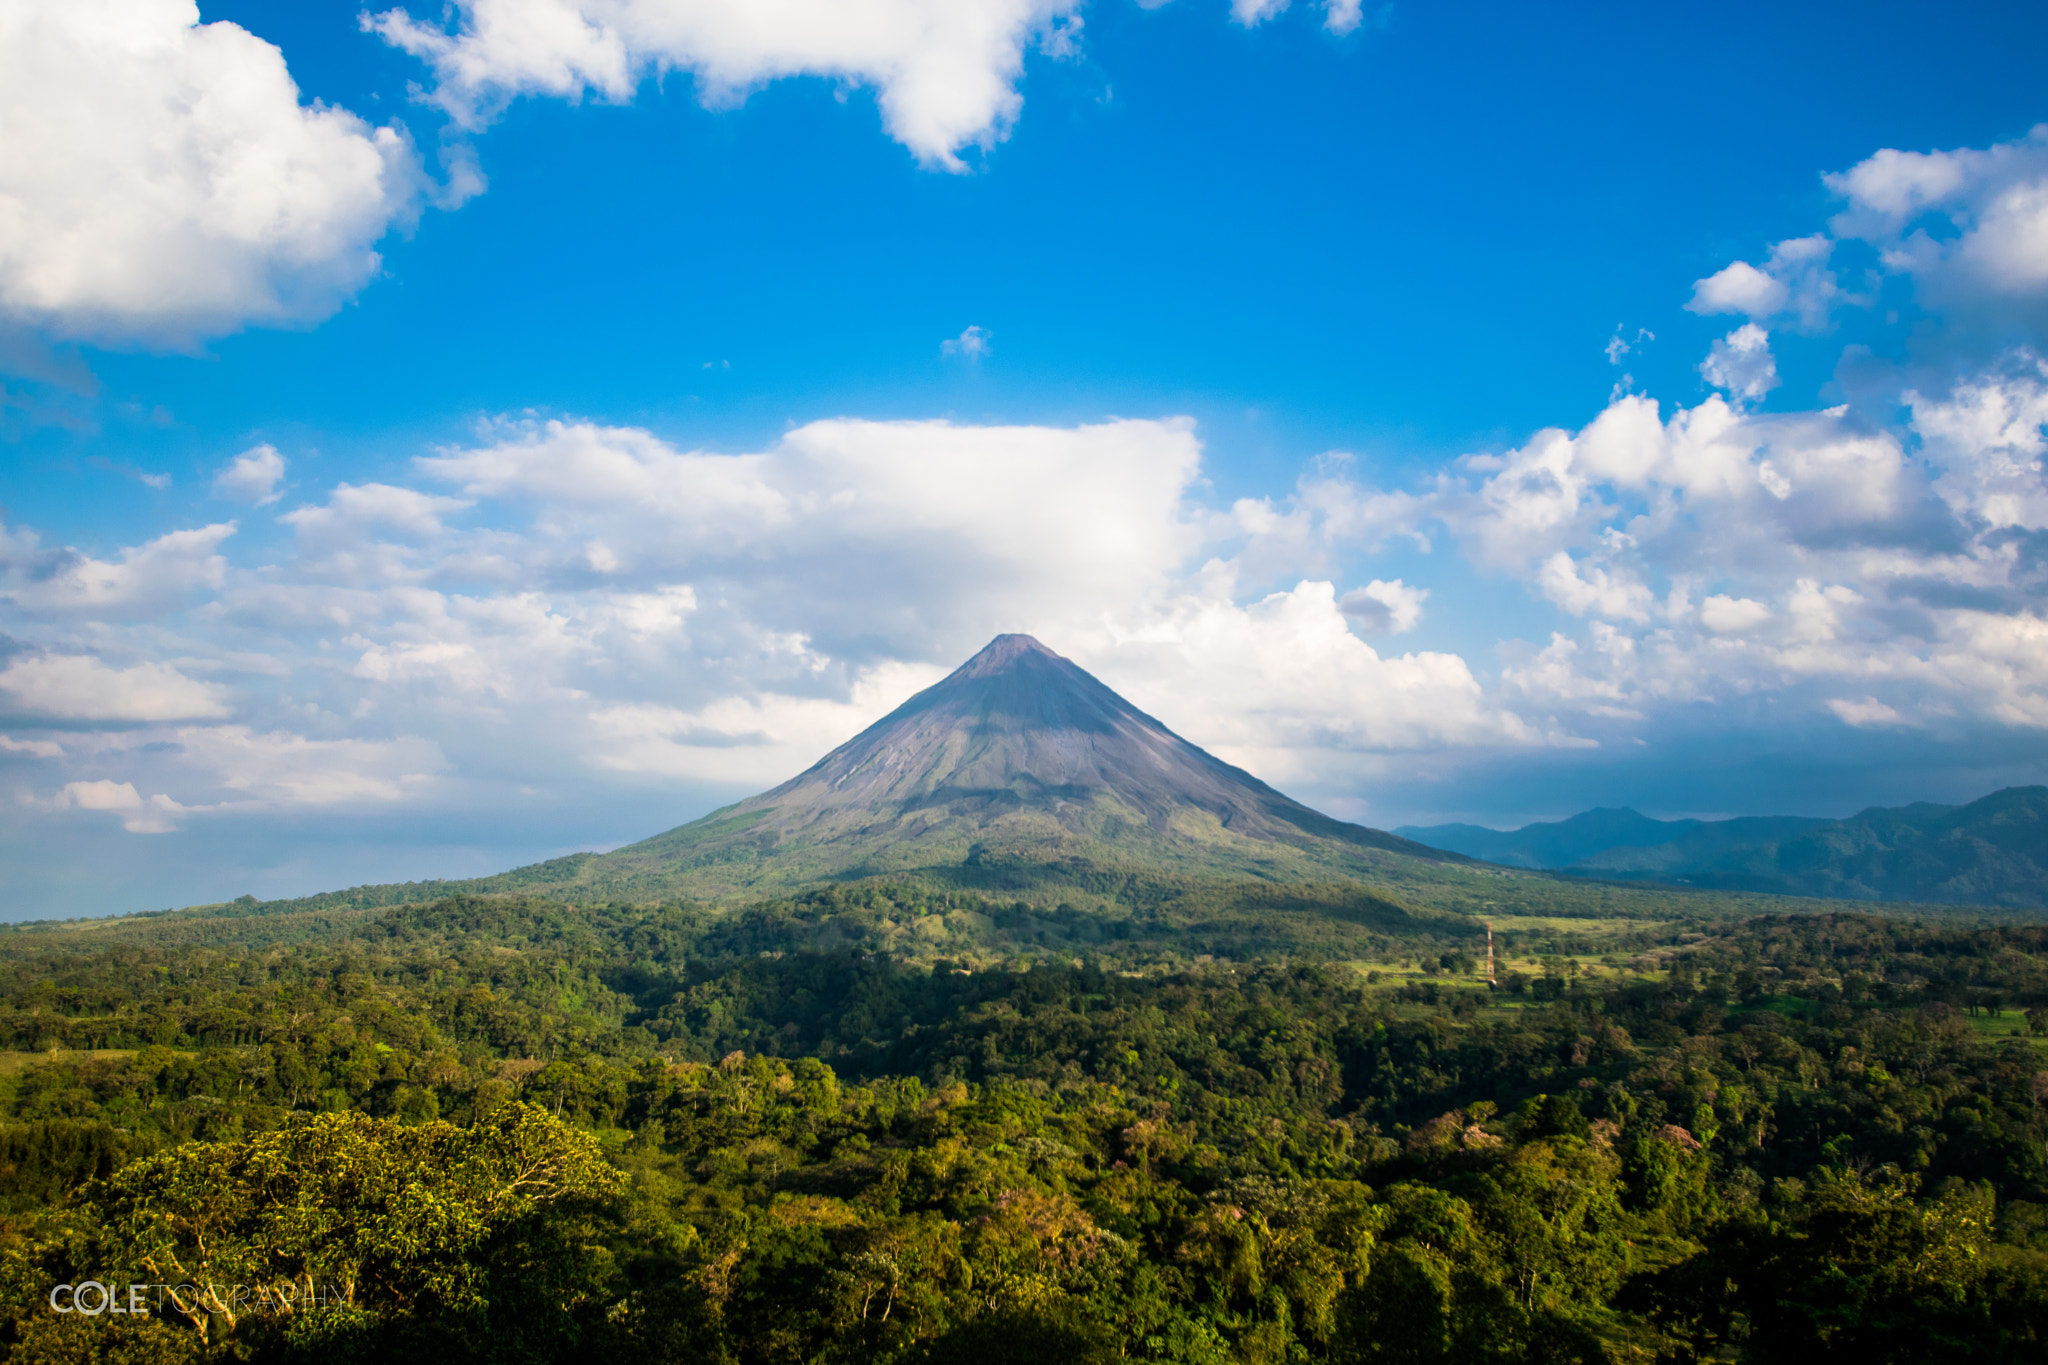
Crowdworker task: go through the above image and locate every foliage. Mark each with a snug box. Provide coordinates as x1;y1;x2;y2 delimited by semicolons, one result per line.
0;898;2040;1360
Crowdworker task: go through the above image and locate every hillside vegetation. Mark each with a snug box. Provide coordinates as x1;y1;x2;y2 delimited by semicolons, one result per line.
0;889;2044;1361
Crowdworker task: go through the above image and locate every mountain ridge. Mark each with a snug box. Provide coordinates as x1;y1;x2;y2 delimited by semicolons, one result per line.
1399;786;2048;907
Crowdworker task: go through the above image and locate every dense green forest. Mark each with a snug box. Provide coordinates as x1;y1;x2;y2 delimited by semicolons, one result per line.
0;889;2044;1361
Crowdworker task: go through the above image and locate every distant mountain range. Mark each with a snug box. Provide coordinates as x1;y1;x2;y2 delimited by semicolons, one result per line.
1397;787;2048;908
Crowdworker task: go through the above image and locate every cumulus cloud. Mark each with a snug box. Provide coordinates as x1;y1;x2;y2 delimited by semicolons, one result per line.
1698;594;1771;635
1071;578;1555;790
1429;330;2048;745
413;415;1207;650
1699;324;1780;404
1686;235;1840;329
1439;390;1933;584
1338;578;1427;634
0;654;229;721
1484;130;2048;747
1537;551;1653;624
278;483;473;585
1825;124;2048;316
283;482;470;546
0;411;1571;847
1687;261;1785;319
1230;0;1382;30
0;0;430;348
1911;357;2048;531
1685;126;2048;343
51;779;185;833
1213;459;1429;588
367;0;1085;170
0;523;234;617
212;443;286;505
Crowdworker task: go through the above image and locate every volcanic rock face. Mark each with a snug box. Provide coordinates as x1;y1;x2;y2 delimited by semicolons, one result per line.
602;633;1449;894
745;634;1315;837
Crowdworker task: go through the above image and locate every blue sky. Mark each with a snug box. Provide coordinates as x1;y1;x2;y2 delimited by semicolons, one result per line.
4;0;2048;917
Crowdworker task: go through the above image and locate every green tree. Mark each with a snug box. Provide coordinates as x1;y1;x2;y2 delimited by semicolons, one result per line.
93;1104;618;1347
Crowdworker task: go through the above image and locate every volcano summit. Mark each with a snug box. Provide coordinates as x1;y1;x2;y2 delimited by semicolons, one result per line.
508;634;1462;902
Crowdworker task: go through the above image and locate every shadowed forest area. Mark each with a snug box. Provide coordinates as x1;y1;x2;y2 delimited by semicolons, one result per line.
0;890;2040;1361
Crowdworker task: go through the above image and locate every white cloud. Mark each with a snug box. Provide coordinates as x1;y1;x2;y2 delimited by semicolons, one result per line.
587;658;944;782
1699;323;1780;404
940;324;991;360
52;778;185;833
212;443;286;505
1338;578;1427;634
1605;325;1653;366
28;724;442;832
1911;356;2048;532
167;725;444;805
367;0;1084;171
0;0;429;347
283;482;471;545
1424;323;2048;742
1069;578;1554;790
1322;1;1389;36
1687;261;1785;319
414;415;1209;643
0;654;229;721
1825;125;2048;309
1828;696;1907;728
1686;235;1839;328
1230;0;1291;23
0;523;235;618
1699;594;1771;634
277;483;473;585
1537;551;1653;624
1439;390;1927;584
1436;427;1593;571
1215;459;1430;586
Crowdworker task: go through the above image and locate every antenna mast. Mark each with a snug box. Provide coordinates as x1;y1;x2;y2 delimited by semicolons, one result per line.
1486;922;1496;986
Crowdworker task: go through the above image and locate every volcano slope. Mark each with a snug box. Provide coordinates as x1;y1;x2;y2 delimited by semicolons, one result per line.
481;634;1479;905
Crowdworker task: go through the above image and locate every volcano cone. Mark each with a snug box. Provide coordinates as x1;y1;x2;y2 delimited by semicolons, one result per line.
556;634;1459;898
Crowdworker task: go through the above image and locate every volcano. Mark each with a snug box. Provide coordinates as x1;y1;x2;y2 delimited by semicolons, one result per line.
529;634;1463;900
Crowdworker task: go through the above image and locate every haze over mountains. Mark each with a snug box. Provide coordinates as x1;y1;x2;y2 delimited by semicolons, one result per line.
1398;787;2048;908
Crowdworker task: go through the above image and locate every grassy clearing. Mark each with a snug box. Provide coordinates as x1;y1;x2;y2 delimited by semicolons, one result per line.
1473;915;1667;937
1961;1009;2048;1048
0;1048;141;1074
